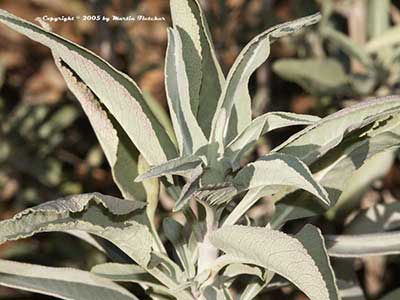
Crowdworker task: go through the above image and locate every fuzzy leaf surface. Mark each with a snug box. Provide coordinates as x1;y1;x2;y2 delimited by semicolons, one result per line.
274;96;400;165
0;9;176;166
170;0;225;137
91;263;172;297
233;153;330;205
211;13;321;148
0;260;138;300
227;112;320;170
135;155;203;182
165;28;207;155
210;225;330;300
296;225;339;300
0;193;153;267
54;57;145;200
326;231;400;257
271;112;400;227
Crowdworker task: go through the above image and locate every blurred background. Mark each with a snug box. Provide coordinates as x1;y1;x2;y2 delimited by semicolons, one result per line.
0;0;400;299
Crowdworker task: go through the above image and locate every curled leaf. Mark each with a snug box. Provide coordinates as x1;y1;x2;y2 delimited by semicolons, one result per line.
0;193;152;267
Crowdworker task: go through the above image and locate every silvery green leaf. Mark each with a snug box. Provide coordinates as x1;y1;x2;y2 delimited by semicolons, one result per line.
380;288;400;300
239;275;273;300
273;59;349;95
239;279;265;300
0;259;138;300
222;264;263;281
91;263;171;296
182;207;202;258
143;91;178;147
108;255;193;300
225;151;332;225
274;96;400;165
197;201;219;275
223;186;276;226
271;112;400;227
326;231;400;257
346;202;400;234
165;28;207;155
54;57;145;201
0;9;177;166
148;252;187;285
330;151;395;219
232;153;330;205
210;225;330;300
195;182;238;207
175;164;204;211
295;225;340;300
0;193;153;267
138;155;165;253
135;155;203;182
170;0;225;138
202;285;231;300
211;13;321;149
137;154;159;223
92;263;152;282
321;26;374;69
196;254;257;287
366;25;400;53
223;287;234;300
226;112;320;170
163;218;196;278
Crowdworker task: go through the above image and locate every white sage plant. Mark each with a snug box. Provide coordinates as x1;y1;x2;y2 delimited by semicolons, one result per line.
0;1;400;300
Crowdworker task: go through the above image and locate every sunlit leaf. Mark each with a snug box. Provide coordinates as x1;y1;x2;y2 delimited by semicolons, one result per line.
170;0;225;138
274;96;400;165
54;57;145;200
226;112;320;170
91;263;171;296
211;13;321;150
0;9;177;166
135;155;203;182
271;112;400;227
233;153;330;203
0;193;152;267
296;225;339;300
326;231;400;257
210;225;330;300
165;28;207;155
0;259;138;300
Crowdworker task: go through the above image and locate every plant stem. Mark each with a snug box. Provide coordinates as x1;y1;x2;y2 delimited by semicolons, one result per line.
146;268;195;300
197;201;219;280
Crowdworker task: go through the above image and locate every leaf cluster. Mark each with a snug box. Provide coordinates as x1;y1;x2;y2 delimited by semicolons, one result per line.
0;1;399;300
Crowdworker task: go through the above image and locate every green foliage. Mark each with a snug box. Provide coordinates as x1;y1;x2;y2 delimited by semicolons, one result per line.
273;0;400;98
0;1;399;300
